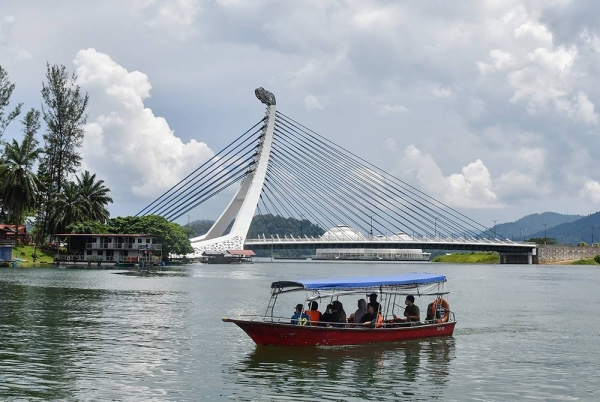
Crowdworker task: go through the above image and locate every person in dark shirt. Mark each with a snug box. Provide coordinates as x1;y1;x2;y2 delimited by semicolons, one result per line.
403;295;420;322
331;300;347;326
360;303;379;327
368;293;380;315
321;304;335;326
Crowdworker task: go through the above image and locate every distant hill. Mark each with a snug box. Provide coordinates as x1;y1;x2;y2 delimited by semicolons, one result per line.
527;211;600;245
495;212;582;241
187;215;325;238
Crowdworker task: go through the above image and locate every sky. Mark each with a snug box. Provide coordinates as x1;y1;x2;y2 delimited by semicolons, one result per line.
1;0;600;228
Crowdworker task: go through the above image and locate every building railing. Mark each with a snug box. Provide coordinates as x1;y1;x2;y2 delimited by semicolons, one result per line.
0;240;15;247
85;243;162;250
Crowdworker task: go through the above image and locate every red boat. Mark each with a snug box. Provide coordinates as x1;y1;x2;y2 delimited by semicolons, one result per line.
222;272;456;347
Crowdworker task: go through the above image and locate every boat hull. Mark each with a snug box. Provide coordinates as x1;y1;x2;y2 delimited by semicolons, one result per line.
223;318;456;347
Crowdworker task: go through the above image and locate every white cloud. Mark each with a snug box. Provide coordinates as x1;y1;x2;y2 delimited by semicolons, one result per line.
74;48;214;200
376;104;409;116
581;180;600;203
478;49;515;73
396;145;501;209
431;83;452;98
135;0;200;40
0;15;31;63
514;22;553;44
304;94;325;111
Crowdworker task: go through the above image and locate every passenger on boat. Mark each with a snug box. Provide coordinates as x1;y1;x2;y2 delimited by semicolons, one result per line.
291;304;310;325
360;303;383;328
321;304;335;326
368;293;381;315
330;300;347;327
348;298;367;323
403;295;420;322
306;301;322;326
425;302;435;321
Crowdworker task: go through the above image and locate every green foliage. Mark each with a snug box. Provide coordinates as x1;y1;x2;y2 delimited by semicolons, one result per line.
247;214;325;238
578;242;588;247
0;117;42;223
50;171;112;234
108;215;193;259
571;258;599;265
67;220;108;234
188;219;214;236
432;252;499;264
0;65;22;139
38;63;89;240
594;255;600;264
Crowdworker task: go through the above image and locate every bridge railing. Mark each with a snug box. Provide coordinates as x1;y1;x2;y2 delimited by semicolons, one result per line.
245;234;524;245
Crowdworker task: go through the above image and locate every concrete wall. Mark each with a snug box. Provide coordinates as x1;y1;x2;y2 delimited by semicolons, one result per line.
535;245;600;264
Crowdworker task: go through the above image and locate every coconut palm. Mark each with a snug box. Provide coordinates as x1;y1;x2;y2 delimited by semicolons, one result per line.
0;136;41;224
76;170;113;223
51;181;87;233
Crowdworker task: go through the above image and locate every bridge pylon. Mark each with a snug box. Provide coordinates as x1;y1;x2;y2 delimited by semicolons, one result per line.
189;88;276;253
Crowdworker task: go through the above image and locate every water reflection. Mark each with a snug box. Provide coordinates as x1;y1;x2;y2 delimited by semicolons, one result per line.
113;267;190;278
226;338;455;401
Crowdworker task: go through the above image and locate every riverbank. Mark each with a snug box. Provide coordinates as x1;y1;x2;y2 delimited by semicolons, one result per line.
432;252;499;264
11;245;55;264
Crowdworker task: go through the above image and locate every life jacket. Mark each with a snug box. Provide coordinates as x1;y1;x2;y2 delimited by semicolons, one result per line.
376;314;383;328
306;310;320;325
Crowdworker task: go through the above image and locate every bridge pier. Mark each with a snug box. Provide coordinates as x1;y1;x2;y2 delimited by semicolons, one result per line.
498;251;533;264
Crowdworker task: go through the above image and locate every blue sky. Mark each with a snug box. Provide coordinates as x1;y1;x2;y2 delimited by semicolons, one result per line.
1;0;600;227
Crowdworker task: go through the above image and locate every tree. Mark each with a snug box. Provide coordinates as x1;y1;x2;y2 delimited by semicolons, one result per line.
0;111;42;224
0;65;22;140
67;220;108;234
107;215;193;259
76;171;113;223
51;181;87;234
39;63;89;240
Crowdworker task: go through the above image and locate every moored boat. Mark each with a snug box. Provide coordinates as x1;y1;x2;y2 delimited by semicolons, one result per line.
222;272;456;347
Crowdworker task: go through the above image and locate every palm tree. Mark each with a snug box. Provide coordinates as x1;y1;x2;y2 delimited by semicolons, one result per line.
51;181;87;233
76;171;113;223
0;136;41;224
50;171;113;234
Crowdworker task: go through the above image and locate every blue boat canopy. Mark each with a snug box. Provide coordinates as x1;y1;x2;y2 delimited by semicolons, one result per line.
271;272;446;291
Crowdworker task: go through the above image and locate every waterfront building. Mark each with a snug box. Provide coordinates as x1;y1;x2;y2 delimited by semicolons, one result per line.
52;233;162;265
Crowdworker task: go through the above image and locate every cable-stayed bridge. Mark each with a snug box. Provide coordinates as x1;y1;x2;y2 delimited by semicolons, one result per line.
138;88;536;264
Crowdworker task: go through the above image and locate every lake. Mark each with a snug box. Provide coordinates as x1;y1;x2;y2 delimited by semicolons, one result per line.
1;261;599;401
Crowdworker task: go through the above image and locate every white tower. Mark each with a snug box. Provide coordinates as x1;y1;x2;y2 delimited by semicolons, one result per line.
189;88;276;254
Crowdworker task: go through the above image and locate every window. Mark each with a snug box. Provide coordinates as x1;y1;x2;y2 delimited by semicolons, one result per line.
97;251;103;256
137;238;142;243
87;250;92;255
146;239;151;243
92;238;97;243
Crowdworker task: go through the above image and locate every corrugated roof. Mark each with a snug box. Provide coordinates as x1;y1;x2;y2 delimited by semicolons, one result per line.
227;249;255;256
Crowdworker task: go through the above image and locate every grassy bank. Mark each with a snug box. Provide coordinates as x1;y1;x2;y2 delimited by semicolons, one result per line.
432;252;499;264
11;245;55;264
570;258;599;265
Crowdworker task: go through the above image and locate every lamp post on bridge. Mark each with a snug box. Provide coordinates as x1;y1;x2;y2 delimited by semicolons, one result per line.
492;220;498;239
591;226;594;245
543;223;547;245
519;227;523;242
434;217;437;239
370;216;373;240
300;214;304;238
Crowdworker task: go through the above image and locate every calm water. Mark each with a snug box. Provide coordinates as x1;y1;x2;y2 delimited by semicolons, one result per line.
1;262;599;401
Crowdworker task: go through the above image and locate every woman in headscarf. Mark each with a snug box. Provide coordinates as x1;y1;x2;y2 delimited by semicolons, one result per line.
348;298;367;323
